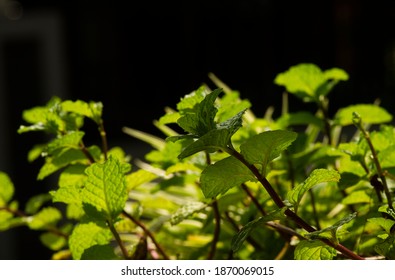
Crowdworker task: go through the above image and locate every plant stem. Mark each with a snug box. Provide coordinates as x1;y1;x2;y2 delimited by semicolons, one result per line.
317;96;333;146
353;113;394;210
228;148;364;260
98;120;108;160
107;219;130;259
241;184;266;215
79;141;95;164
122;210;169;260
208;200;221;260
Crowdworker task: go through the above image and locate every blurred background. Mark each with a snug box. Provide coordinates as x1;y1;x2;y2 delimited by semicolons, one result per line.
1;0;395;259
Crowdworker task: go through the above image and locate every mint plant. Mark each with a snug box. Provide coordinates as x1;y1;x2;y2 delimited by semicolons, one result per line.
1;63;394;260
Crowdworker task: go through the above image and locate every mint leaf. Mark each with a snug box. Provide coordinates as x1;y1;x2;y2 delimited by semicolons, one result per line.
274;63;348;102
334;104;392;126
45;131;85;155
177;88;222;136
27;207;62;230
240;130;297;176
294;240;337;260
368;217;395;234
288;169;340;210
61;100;103;124
178;129;232;159
68;222;112;260
0;172;14;205
200;156;256;198
82;156;127;221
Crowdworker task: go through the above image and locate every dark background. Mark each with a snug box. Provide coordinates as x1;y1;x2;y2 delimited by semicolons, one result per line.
1;0;395;259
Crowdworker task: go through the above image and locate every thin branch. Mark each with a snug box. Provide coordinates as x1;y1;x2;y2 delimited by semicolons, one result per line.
122;210;169;260
98;120;108;160
228;148;364;260
107;220;130;259
353;113;394;210
208;200;221;260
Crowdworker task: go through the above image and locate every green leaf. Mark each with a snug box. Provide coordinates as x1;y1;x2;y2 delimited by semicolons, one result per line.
177;88;222;136
0;172;14;206
178;129;232;159
176;86;207;111
375;234;395;259
45;131;85;155
125;169;158;191
40;223;72;251
294;240;337;260
240;130;297;176
305;212;357;240
334;104;393;126
68;222;112;260
25;193;52;215
61;100;103;124
231;208;285;252
81;244;119;260
27;207;62;230
170;201;207;225
200;156;256;198
216;91;251;123
288;169;340;209
37;149;87;180
342;190;371;205
274;63;348;102
82;156;127;221
368;217;395;234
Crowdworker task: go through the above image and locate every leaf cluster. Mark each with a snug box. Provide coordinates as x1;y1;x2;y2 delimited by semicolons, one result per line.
1;63;395;260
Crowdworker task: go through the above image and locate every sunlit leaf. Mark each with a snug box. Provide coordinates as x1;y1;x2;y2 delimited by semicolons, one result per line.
68;222;112;260
82;156;127;221
334;104;392;126
288;169;340;209
240;130;297;176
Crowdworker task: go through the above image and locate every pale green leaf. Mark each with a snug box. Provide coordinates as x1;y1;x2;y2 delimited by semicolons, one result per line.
69;222;112;260
274;64;348;102
123;126;165;150
200;156;256;198
176;86;207;111
46;131;85;155
342;190;371;205
368;217;395;234
294;240;337;260
25;193;52;215
288;169;340;208
82;156;127;220
27;144;46;162
27;207;62;230
240;130;297;176
37;149;87;180
158;112;181;125
61;99;103;124
334;104;392;126
170;201;207;225
40;223;72;251
0;172;14;205
125;169;158;191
